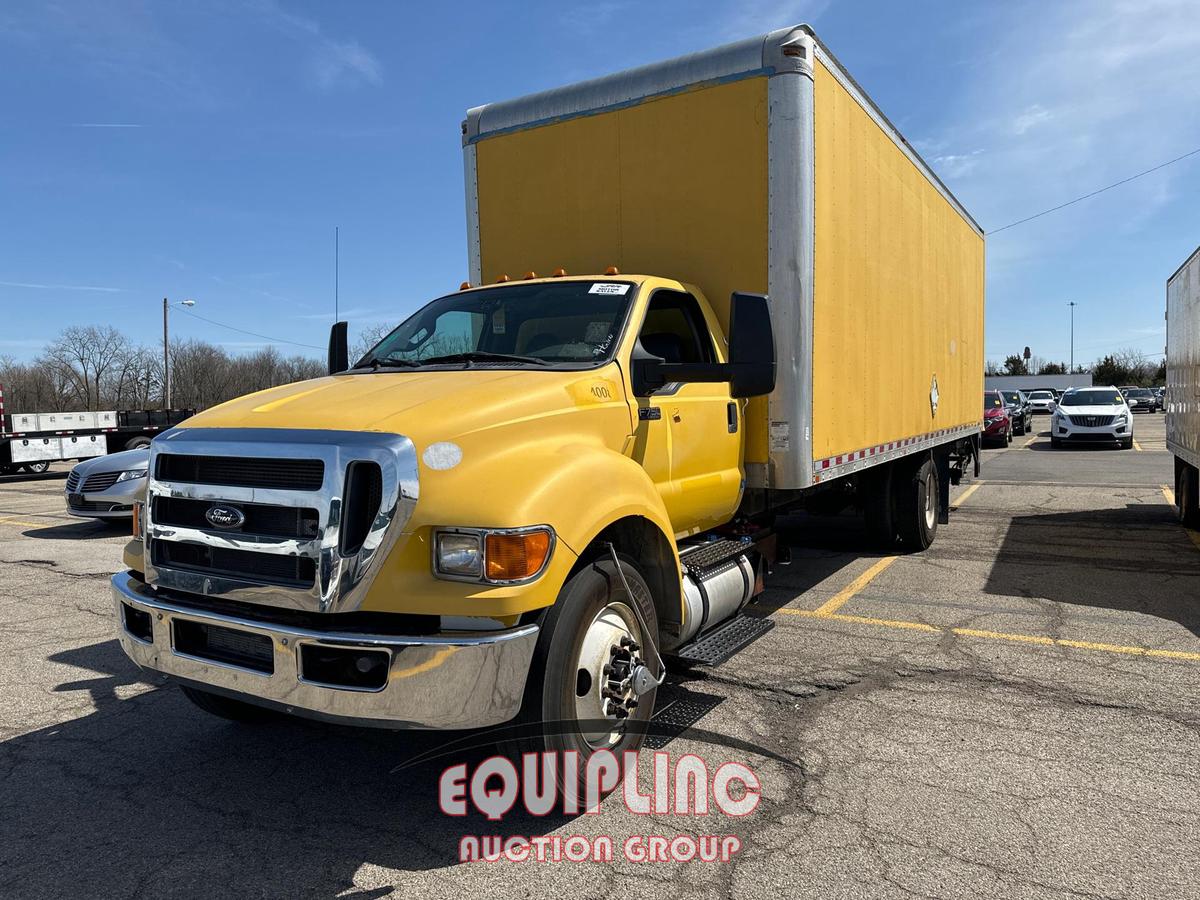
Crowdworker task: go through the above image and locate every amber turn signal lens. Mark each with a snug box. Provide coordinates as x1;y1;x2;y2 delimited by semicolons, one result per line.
131;501;143;539
485;530;551;581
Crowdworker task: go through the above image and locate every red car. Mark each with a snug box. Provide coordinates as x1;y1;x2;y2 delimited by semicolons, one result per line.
983;390;1013;446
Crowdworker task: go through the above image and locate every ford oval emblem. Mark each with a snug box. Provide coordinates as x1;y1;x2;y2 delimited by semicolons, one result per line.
205;505;245;530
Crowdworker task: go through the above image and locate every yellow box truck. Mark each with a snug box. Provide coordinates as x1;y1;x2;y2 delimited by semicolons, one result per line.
110;25;983;794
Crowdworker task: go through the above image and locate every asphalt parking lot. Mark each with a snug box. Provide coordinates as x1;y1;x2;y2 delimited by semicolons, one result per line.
1;411;1196;899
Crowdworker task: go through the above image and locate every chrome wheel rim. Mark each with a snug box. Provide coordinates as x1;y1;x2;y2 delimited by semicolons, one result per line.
574;601;642;749
924;472;936;531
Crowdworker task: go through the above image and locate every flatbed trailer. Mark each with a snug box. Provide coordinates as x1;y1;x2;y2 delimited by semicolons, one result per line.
0;386;192;475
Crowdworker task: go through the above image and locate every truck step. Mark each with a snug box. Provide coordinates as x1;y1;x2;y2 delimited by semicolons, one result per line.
679;539;751;575
668;614;775;667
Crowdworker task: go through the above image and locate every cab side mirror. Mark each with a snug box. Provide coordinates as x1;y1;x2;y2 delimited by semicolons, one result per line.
630;292;776;398
328;321;349;374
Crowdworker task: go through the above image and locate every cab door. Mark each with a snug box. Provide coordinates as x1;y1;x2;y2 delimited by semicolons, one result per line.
632;289;742;535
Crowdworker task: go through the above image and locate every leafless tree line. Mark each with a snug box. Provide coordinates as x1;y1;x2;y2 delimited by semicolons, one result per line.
0;325;324;414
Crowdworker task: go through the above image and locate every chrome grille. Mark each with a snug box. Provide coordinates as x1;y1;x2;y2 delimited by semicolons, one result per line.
144;428;418;614
1068;415;1114;427
156;453;325;490
65;470;81;491
83;471;122;492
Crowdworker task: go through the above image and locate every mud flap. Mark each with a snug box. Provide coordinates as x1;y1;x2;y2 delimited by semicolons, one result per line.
936;450;951;525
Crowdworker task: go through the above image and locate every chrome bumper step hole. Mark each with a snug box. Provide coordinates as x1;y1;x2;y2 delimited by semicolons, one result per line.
173;619;275;674
122;603;153;643
300;645;390;690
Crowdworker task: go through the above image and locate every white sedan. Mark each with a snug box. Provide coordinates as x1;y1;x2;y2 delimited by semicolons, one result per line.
1049;387;1133;449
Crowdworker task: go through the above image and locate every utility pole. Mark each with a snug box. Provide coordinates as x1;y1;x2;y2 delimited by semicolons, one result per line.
162;298;196;409
1068;301;1077;372
163;297;169;409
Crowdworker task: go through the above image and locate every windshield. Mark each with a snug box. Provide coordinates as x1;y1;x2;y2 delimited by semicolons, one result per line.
984;392;1004;411
1001;391;1021;404
1028;391;1053;400
1058;389;1124;407
1126;389;1152;398
359;281;635;369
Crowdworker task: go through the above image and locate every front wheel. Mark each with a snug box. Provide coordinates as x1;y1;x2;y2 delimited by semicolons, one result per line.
1120;438;1134;450
517;555;660;800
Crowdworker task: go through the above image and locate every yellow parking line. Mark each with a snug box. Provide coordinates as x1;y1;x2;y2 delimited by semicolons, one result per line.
781;610;1200;662
1022;434;1039;447
1162;484;1176;505
0;514;54;528
1133;439;1143;451
952;482;983;509
811;555;899;616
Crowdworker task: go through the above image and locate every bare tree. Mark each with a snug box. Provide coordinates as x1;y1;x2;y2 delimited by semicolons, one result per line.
44;325;129;410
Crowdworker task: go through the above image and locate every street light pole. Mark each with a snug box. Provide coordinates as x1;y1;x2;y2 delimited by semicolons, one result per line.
1068;301;1077;372
162;298;196;409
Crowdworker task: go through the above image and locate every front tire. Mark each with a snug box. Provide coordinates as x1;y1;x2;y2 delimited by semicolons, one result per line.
517;555;660;800
1120;438;1133;450
179;685;275;722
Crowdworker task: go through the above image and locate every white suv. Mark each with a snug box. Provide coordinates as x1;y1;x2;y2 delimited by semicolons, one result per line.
1050;386;1133;449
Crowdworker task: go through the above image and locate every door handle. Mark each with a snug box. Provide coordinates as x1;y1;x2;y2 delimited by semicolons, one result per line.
727;402;738;433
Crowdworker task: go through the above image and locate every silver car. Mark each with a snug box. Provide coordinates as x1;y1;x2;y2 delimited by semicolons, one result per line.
64;448;149;519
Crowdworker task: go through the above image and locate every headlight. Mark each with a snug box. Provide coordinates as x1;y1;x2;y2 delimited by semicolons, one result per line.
116;468;147;483
435;532;483;578
433;526;554;583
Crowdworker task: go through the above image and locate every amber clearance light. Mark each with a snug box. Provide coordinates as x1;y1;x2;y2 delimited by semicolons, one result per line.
485;530;552;581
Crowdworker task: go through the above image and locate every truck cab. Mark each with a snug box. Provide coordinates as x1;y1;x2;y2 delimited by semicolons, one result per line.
114;273;774;785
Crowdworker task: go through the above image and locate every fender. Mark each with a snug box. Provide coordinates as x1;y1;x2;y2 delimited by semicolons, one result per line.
360;440;679;619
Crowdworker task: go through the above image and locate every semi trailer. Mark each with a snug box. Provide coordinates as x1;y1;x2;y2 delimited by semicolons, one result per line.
1167;244;1200;524
110;25;984;794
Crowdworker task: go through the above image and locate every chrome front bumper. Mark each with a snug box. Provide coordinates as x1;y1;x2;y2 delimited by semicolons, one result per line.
112;571;539;730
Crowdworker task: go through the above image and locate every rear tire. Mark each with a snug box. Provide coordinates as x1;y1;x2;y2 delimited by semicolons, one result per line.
895;456;938;551
21;461;50;474
1178;464;1200;529
862;464;897;549
125;436;152;451
516;555;660;802
180;685;276;722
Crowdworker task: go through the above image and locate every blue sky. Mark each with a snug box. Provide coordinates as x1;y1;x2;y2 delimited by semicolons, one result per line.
2;0;1197;368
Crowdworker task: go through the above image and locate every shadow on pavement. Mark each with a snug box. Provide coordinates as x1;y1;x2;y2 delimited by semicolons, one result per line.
0;470;68;485
985;502;1200;639
21;519;130;540
0;639;725;896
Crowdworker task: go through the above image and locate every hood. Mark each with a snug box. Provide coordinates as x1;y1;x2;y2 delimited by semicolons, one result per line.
1058;404;1125;415
179;367;633;449
75;447;150;475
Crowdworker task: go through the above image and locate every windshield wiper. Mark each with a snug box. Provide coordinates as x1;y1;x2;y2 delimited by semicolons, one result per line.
417;351;549;367
361;357;422;370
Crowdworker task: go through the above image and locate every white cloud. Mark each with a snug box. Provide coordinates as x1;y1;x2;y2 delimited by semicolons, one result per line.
922;0;1200;248
258;2;382;91
1012;104;1052;135
0;280;123;292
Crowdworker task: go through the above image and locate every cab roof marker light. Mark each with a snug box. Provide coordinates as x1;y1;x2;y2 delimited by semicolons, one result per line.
551;267;567;277
523;271;537;279
459;281;472;290
495;274;509;283
604;266;620;275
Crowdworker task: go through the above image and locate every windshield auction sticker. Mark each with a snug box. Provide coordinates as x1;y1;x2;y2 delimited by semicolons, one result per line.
437;749;761;864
